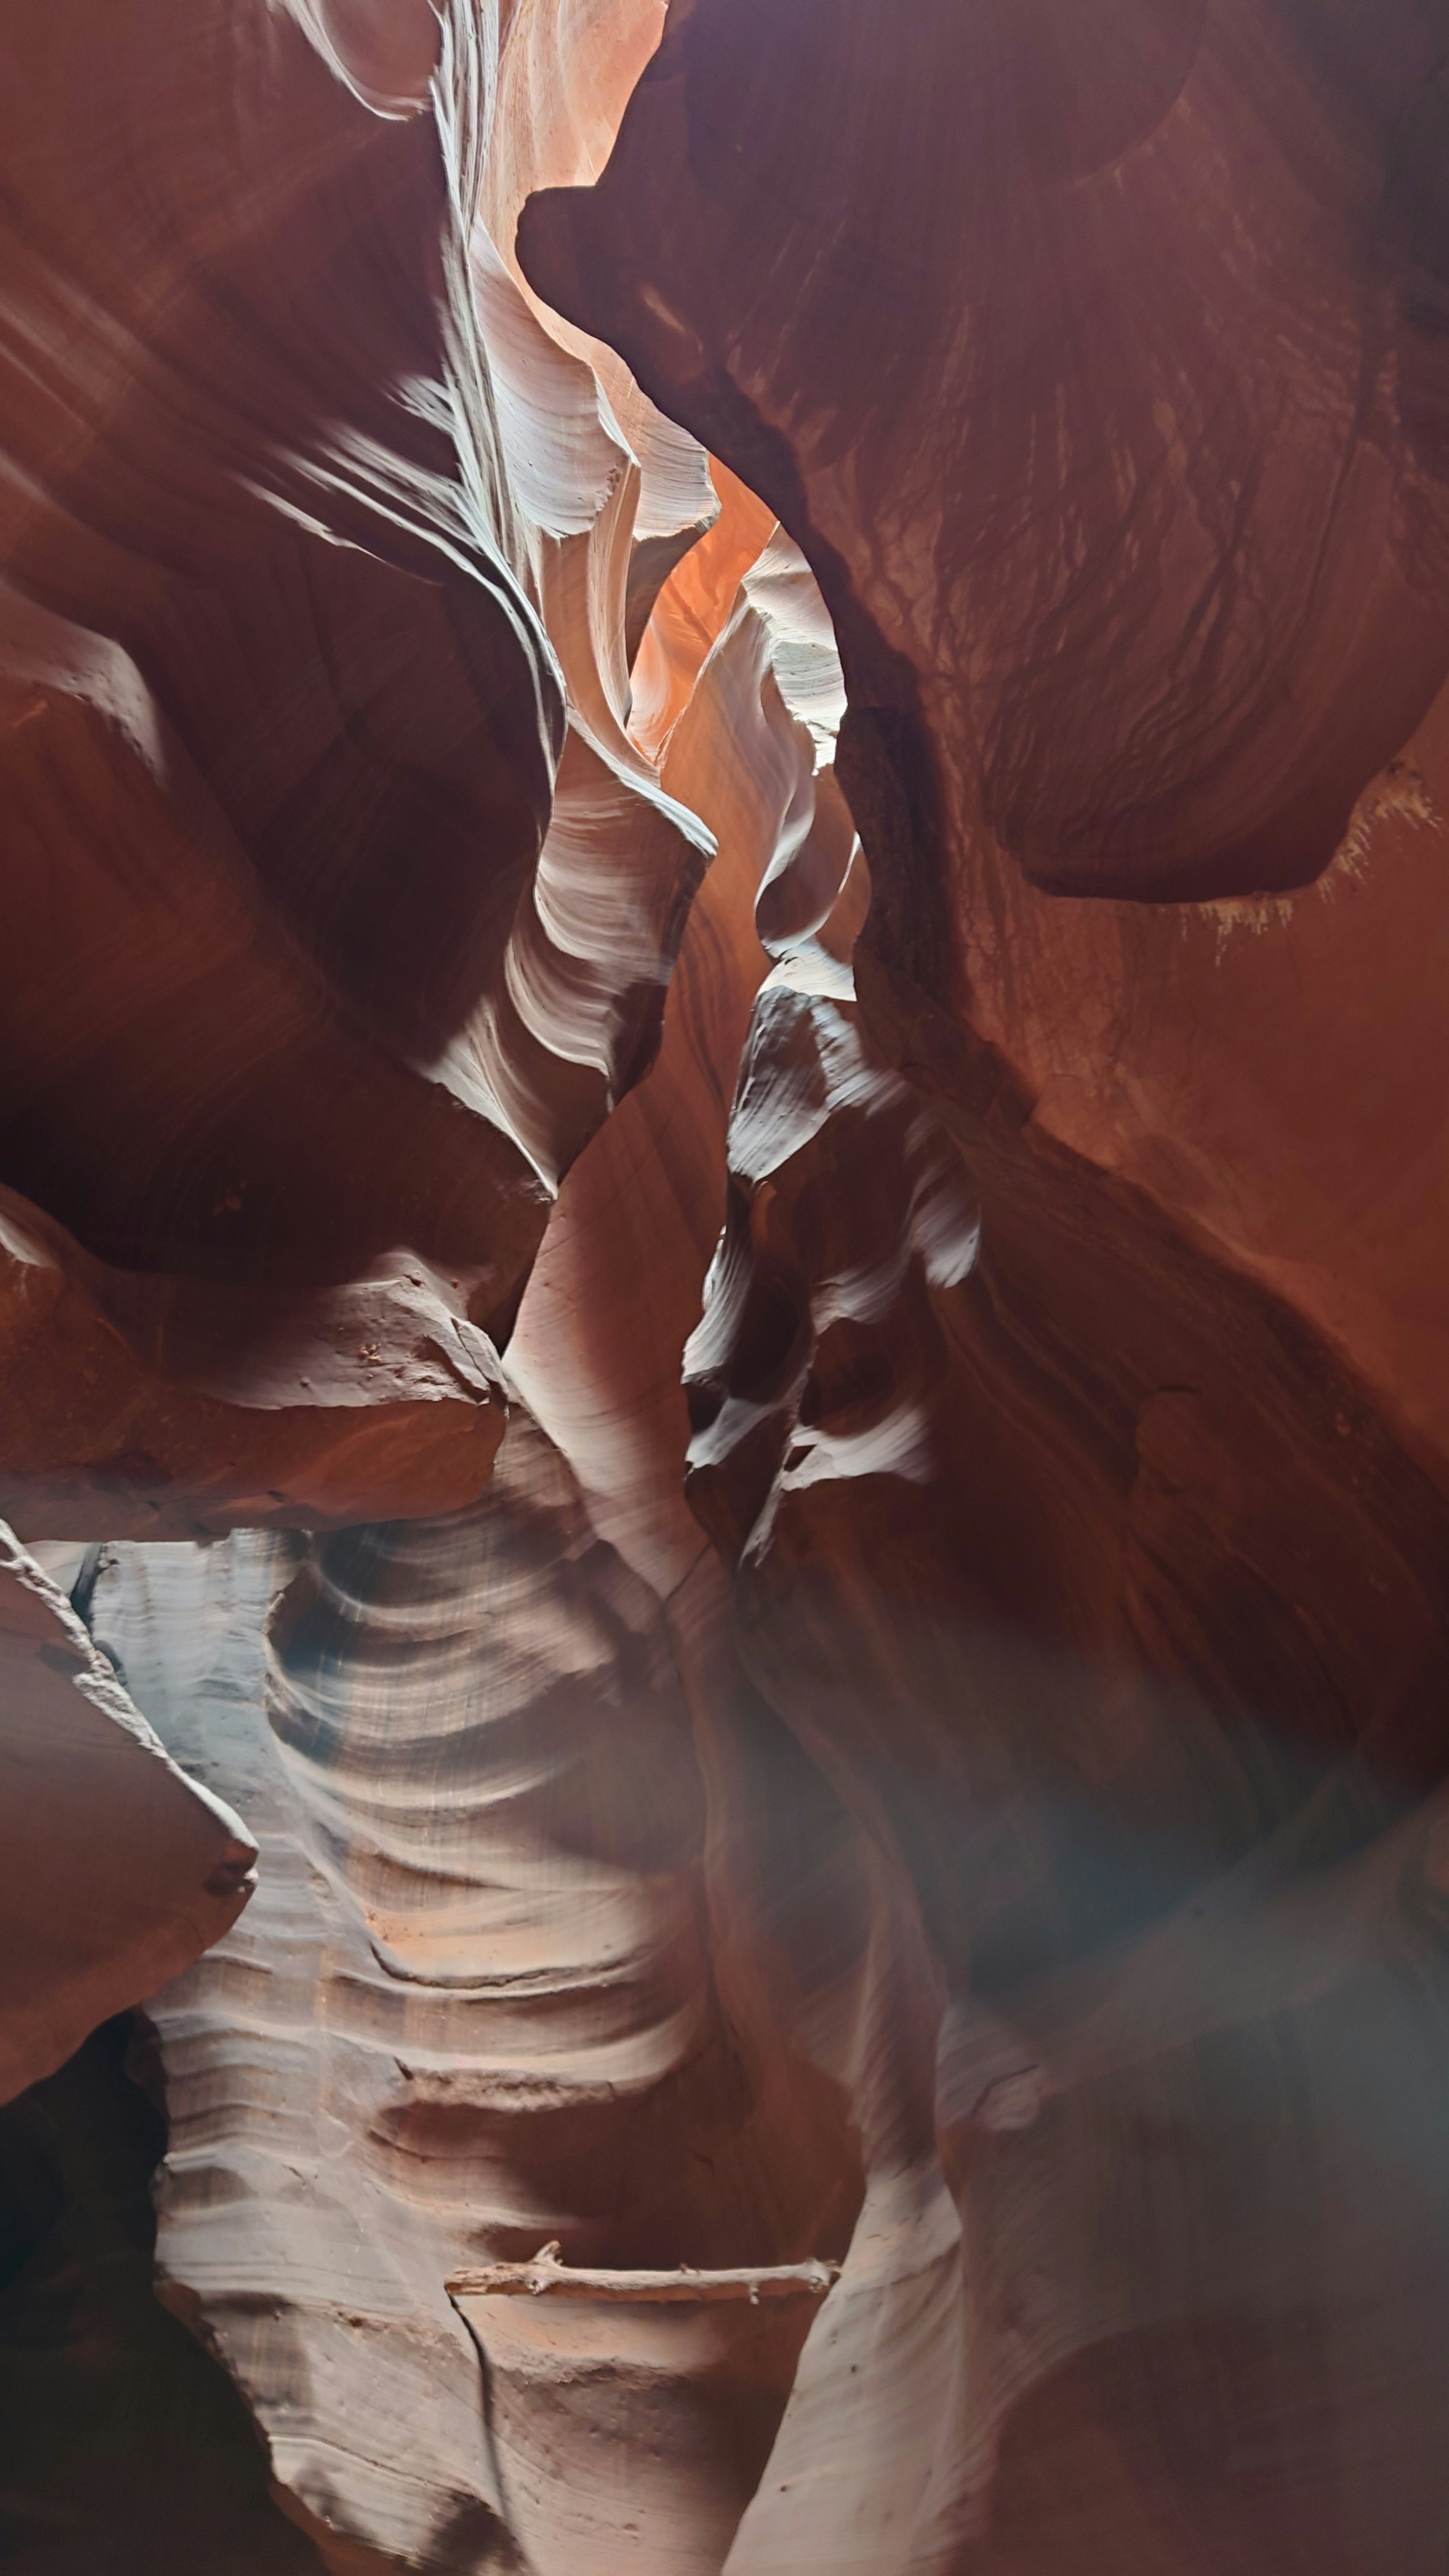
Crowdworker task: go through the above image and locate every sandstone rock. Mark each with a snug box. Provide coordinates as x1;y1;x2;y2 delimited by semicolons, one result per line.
6;4;1449;2571
0;0;712;1535
0;1525;256;2103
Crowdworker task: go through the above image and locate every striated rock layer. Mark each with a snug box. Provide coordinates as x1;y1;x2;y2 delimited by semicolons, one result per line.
80;1409;861;2573
5;3;1449;2574
0;0;709;1536
522;0;1449;917
0;1525;256;2104
514;6;1449;2565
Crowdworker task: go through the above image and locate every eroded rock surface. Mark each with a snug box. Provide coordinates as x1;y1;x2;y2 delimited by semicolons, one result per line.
0;0;710;1535
80;1407;860;2572
5;3;1449;2573
0;1526;255;2104
521;0;1449;929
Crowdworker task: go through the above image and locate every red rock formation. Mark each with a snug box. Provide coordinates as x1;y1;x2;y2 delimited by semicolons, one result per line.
78;1412;860;2573
520;0;1449;926
5;3;1449;2573
518;8;1449;2567
0;0;709;1536
0;1526;256;2102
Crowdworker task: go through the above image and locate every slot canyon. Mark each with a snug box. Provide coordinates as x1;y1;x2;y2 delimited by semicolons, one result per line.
3;0;1449;2567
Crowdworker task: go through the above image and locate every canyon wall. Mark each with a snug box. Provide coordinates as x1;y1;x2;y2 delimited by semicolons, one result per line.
5;3;1449;2571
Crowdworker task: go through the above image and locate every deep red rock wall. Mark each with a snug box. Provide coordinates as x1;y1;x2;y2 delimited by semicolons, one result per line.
5;3;1449;2572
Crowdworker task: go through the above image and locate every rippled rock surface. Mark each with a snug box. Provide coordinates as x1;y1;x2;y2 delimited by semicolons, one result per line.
5;4;1449;2572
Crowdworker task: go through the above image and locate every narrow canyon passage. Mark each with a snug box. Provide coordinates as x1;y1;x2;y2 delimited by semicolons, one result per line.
4;3;1449;2571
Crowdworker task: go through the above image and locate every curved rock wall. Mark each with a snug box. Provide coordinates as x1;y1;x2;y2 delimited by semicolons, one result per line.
0;0;708;1537
5;4;1449;2573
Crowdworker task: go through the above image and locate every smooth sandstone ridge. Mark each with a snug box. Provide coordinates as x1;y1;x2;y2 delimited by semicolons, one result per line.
3;5;1449;2575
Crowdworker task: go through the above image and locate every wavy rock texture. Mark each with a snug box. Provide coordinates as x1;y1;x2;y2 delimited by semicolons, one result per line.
515;8;1449;2568
0;0;711;1535
520;0;1449;928
682;935;1449;2570
5;3;1449;2575
57;515;873;2572
0;1525;256;2104
79;1410;860;2573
